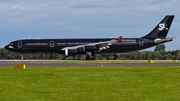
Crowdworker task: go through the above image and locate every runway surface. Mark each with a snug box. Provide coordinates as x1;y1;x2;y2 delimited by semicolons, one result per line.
0;60;180;68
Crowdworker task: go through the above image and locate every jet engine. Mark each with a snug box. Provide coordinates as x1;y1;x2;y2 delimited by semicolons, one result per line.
64;49;80;56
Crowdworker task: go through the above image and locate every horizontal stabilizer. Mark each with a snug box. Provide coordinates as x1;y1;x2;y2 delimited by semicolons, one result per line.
154;37;176;44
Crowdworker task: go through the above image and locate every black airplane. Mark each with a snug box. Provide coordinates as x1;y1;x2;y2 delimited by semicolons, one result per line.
4;15;175;60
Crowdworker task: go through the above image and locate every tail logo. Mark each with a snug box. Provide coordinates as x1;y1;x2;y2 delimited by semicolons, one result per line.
158;23;168;31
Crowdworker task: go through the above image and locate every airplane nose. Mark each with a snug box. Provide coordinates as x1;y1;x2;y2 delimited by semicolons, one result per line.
4;45;9;50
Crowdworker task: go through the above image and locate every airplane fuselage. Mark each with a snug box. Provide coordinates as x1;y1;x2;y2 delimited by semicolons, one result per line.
4;38;171;54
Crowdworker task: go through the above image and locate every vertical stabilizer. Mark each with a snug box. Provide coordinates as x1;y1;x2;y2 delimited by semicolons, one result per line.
142;15;174;39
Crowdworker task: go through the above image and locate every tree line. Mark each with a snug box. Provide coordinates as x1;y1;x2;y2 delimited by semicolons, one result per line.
0;45;180;60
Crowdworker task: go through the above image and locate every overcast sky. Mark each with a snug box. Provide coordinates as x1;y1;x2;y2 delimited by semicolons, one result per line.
0;0;180;50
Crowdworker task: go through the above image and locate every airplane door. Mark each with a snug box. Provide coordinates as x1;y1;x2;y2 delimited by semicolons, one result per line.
50;40;54;47
139;39;144;46
17;41;22;48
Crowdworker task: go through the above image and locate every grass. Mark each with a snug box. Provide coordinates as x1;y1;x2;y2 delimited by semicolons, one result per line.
0;67;180;101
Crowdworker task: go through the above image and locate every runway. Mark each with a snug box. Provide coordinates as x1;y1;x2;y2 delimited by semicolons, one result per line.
0;60;180;68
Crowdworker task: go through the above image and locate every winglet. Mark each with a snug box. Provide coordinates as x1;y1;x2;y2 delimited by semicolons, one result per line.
115;36;122;41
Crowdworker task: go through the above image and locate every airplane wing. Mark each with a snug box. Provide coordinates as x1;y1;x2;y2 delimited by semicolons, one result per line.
61;36;122;56
91;36;122;50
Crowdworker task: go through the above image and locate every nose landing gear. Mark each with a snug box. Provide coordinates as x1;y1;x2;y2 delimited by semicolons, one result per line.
20;54;24;60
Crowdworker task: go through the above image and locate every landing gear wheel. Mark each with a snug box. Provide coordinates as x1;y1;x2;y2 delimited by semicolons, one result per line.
85;52;96;60
86;56;91;60
91;56;96;60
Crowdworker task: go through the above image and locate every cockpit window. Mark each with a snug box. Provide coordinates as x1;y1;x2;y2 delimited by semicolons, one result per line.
8;43;13;45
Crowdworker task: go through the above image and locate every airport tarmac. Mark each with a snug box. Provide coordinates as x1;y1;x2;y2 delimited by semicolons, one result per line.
0;60;180;68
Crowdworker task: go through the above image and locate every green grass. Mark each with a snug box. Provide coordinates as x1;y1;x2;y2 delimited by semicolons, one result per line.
0;67;180;101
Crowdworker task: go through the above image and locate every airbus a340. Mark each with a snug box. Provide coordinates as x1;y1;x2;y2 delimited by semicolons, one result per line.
4;15;175;60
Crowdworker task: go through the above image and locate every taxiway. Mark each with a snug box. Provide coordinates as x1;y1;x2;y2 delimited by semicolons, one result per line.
0;60;179;68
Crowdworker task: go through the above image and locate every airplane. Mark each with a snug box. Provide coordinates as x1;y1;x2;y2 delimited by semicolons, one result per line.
4;15;175;60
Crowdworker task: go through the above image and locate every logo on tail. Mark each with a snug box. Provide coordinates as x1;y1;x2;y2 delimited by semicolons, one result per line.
158;23;168;31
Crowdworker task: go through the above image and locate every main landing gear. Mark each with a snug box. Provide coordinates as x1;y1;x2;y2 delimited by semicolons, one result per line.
86;52;96;60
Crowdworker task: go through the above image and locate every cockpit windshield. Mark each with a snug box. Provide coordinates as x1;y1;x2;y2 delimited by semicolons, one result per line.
8;43;13;45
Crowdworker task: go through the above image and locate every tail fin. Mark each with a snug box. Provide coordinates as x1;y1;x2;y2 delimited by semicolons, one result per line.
141;15;174;39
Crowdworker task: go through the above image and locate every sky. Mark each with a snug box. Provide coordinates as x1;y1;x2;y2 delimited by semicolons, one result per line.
0;0;180;51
